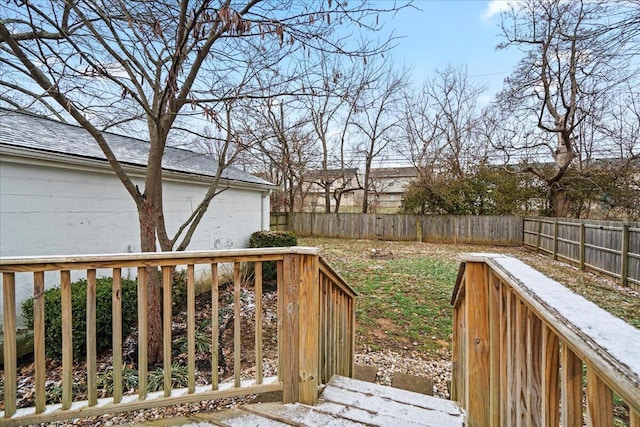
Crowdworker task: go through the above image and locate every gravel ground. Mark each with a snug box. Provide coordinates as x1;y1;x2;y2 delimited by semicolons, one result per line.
355;349;452;399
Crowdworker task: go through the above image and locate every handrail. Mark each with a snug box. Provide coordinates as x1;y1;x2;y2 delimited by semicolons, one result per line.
0;247;355;426
451;253;640;426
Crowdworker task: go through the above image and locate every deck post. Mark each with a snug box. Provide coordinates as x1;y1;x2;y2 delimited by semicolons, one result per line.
465;261;491;426
281;253;320;405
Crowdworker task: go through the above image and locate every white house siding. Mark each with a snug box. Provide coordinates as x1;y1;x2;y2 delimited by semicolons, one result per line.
0;155;270;325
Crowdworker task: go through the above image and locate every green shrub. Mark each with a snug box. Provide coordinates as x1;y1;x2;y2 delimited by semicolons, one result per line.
147;363;190;392
170;269;188;315
21;277;138;362
249;230;297;281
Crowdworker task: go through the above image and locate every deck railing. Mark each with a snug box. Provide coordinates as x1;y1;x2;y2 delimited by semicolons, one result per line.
451;253;640;427
0;247;355;426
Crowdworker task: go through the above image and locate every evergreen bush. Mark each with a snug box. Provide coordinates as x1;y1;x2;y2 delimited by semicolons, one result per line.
22;277;138;361
249;230;297;281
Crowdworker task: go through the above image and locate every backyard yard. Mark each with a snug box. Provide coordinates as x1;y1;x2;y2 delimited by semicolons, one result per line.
301;237;640;360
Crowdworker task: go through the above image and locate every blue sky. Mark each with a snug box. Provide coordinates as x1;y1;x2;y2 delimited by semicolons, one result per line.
385;0;521;103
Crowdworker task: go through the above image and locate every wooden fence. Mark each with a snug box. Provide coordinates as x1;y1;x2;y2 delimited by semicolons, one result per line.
452;254;640;426
524;217;640;288
0;247;356;426
273;213;639;288
272;213;523;246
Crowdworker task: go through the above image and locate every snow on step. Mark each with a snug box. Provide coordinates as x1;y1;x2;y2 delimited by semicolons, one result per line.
317;375;465;426
188;375;465;426
192;407;292;426
244;402;368;426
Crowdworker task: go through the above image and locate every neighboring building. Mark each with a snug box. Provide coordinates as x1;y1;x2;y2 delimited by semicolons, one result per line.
304;166;418;212
366;167;419;211
304;168;359;212
0;108;276;324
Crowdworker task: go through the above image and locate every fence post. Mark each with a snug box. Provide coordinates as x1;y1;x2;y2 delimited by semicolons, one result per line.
621;223;629;287
281;253;319;405
416;216;423;242
579;223;585;271
536;219;542;253
553;220;559;260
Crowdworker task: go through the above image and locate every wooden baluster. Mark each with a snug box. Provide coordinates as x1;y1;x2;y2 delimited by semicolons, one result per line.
528;314;543;427
187;264;195;394
515;300;526;425
211;263;219;390
87;269;97;406
3;272;17;418
541;324;559;427
560;344;583;427
234;262;241;388
506;289;517;427
489;272;501;427
586;365;613;427
137;267;148;399
255;262;263;385
112;270;123;403
499;281;508;427
61;270;73;410
162;266;173;397
33;271;46;413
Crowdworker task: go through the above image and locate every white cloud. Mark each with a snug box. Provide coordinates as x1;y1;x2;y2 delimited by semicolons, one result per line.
482;0;516;20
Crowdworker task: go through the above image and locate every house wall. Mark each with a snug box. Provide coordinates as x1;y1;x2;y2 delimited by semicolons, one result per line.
0;155;270;325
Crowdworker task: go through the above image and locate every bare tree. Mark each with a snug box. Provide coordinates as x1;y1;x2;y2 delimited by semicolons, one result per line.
494;0;637;216
301;49;379;212
398;65;486;213
240;95;316;212
351;60;407;213
0;0;404;363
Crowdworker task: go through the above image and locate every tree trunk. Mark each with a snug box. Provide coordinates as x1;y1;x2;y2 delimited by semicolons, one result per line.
324;184;331;213
548;182;571;217
139;200;163;365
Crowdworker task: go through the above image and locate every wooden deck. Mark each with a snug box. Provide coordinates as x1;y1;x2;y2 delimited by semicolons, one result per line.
175;376;465;426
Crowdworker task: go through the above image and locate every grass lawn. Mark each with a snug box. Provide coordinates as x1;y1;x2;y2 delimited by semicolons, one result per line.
301;237;640;361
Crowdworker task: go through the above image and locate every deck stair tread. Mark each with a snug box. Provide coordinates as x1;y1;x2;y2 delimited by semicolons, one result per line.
195;375;465;426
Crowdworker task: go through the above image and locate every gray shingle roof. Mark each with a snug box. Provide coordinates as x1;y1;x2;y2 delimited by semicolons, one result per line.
0;108;275;189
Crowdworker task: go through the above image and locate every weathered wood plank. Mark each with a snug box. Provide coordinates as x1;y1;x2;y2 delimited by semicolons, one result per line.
281;254;300;403
3;272;17;418
86;269;97;406
60;270;73;410
187;264;196;394
297;252;318;404
528;313;543;427
464;262;490;426
33;271;46;414
162;266;173;397
137;267;148;399
233;262;241;389
1;379;282;427
541;324;559;427
561;344;583;427
211;263;219;390
255;261;263;385
489;272;501;427
586;365;613;427
112;269;123;404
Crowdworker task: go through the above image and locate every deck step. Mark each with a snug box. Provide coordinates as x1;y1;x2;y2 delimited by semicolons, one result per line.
194;376;465;426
